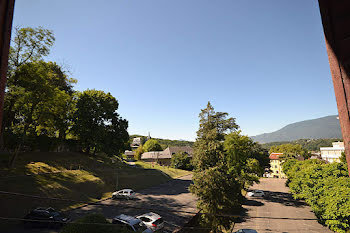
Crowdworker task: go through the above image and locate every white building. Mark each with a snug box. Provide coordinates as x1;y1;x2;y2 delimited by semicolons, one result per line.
320;141;345;163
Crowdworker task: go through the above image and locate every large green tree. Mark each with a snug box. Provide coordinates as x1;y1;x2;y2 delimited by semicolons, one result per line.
72;89;128;156
5;61;76;166
3;26;56;151
270;143;310;159
190;102;268;231
190;102;239;231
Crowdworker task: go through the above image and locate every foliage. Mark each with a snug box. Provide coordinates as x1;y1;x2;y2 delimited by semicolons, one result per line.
143;139;162;152
130;135;194;148
269;143;310;159
283;159;350;233
72;89;129;156
171;152;193;170
61;214;132;233
262;138;342;152
190;102;266;231
8;26;55;76
3;27;129;167
134;145;144;160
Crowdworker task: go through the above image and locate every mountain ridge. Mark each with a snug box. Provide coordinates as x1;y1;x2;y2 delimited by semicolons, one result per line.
251;115;342;143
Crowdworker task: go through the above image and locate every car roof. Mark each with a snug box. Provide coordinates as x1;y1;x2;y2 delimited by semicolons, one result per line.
138;212;161;221
118;189;134;192
114;214;141;225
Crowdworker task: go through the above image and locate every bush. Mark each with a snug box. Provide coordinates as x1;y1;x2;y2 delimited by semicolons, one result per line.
171;152;193;170
135;145;144;160
143;139;162;152
61;214;132;233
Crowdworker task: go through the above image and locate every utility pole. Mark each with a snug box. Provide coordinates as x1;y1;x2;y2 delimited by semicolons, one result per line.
116;164;119;190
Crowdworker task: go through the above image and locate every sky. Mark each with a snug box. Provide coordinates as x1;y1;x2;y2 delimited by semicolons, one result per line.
12;0;337;141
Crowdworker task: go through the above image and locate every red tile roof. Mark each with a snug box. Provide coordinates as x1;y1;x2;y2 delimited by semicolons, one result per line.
269;153;283;160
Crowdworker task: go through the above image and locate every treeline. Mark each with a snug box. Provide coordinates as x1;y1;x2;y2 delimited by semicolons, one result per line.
283;157;350;233
130;135;194;149
3;27;129;167
262;138;342;151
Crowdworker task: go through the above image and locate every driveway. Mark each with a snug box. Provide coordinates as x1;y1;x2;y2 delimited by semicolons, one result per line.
3;174;197;233
233;178;332;233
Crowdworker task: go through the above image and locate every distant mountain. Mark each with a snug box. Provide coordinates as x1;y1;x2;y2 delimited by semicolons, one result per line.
251;115;342;143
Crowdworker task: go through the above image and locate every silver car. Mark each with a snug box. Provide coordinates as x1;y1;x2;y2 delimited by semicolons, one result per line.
112;214;152;233
112;189;136;200
136;212;164;231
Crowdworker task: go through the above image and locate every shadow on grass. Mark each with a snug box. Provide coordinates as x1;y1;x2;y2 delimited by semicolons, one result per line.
0;152;185;227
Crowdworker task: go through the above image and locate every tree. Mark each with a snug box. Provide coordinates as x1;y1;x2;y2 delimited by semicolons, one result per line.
134;145;144;160
4;61;76;166
143;139;162;152
282;159;350;233
2;26;55;150
190;102;240;231
270;143;310;160
171;152;193;170
72;89;129;156
8;26;55;76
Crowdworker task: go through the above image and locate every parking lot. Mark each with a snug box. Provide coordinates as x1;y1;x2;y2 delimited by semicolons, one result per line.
3;174;197;233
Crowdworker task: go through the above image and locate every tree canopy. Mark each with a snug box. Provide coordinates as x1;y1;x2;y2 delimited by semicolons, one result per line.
283;159;350;233
269;143;310;159
171;152;193;170
143;139;162;152
4;26;129;166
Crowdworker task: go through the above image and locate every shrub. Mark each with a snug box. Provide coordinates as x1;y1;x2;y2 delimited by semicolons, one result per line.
171;152;193;170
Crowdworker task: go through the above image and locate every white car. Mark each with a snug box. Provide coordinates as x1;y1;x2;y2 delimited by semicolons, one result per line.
112;189;136;200
136;212;164;231
112;214;152;233
247;190;265;197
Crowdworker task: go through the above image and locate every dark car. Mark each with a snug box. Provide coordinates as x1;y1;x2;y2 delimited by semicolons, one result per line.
22;207;70;228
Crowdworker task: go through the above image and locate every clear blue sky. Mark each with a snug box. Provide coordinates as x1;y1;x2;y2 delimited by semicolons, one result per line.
12;0;337;141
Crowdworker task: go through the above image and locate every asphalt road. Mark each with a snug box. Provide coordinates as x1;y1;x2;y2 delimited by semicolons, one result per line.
2;174;197;233
233;178;332;233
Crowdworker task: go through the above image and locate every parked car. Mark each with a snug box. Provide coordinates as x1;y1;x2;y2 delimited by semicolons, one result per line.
136;212;164;231
247;190;265;197
233;229;258;233
112;189;136;200
112;214;152;233
22;207;70;228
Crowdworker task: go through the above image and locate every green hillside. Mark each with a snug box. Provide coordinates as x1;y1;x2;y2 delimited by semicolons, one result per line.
262;138;343;151
130;135;194;149
251;115;342;143
0;152;190;220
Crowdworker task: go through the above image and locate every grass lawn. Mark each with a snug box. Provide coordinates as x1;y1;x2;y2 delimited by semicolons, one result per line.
135;161;191;179
0;152;191;220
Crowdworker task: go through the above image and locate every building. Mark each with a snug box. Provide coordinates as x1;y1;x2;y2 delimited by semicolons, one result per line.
162;146;193;158
268;153;287;179
320;141;345;163
124;150;135;161
141;146;193;166
131;137;141;150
